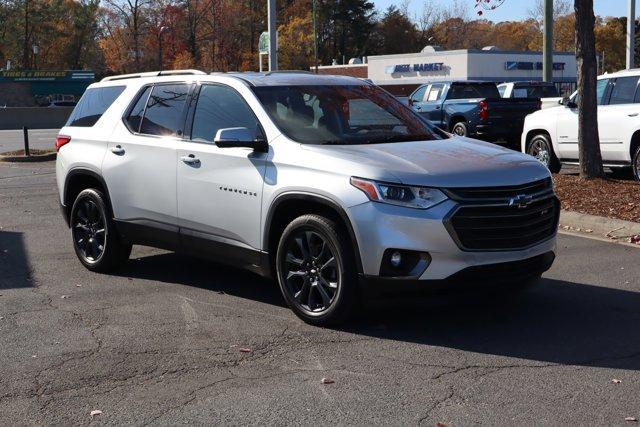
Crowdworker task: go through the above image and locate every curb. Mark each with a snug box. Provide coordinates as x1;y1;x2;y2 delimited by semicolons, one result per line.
0;152;56;162
559;210;640;242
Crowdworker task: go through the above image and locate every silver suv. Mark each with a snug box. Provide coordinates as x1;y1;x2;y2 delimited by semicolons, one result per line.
56;70;559;325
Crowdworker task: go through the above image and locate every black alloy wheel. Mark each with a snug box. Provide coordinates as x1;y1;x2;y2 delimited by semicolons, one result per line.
276;214;357;326
70;189;131;272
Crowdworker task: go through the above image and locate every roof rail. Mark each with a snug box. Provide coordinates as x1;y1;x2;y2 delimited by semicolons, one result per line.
102;69;206;82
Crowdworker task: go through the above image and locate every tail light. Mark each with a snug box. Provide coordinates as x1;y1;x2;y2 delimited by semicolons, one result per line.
537;99;542;110
479;100;489;121
56;135;71;151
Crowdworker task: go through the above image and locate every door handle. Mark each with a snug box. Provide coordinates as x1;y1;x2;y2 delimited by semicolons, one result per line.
629;113;639;117
415;106;422;110
181;154;200;165
435;106;441;110
110;145;125;155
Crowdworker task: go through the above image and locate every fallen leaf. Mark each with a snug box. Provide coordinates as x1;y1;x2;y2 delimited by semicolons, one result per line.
238;347;251;353
90;409;102;417
320;377;335;384
75;284;82;287
60;295;69;299
585;229;593;233
612;378;622;384
625;417;638;423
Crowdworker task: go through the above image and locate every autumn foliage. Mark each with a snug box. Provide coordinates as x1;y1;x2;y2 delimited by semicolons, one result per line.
0;0;635;76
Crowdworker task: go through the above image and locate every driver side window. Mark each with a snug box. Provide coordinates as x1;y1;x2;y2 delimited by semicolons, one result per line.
190;84;260;143
410;85;427;103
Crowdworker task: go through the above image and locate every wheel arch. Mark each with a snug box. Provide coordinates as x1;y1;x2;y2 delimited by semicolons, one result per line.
62;168;113;227
525;129;553;152
263;192;364;277
630;129;640;161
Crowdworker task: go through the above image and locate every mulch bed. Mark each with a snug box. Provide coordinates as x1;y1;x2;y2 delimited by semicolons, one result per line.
554;173;640;223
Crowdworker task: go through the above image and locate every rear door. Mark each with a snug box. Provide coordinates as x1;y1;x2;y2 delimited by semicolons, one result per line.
420;83;446;126
598;76;640;162
102;82;192;246
176;83;267;263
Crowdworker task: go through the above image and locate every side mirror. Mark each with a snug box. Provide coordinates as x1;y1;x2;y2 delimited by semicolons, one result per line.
408;98;415;106
561;96;577;109
214;127;268;152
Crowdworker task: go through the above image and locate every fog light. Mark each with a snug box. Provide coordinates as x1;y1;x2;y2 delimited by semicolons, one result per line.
390;251;402;267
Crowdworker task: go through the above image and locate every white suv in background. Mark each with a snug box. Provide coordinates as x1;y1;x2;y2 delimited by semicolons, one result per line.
522;69;640;180
56;70;559;325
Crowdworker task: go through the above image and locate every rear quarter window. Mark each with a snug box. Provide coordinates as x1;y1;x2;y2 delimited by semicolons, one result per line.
65;86;126;127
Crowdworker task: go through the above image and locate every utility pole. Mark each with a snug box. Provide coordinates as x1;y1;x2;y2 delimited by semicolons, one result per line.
543;0;553;82
267;0;277;71
627;0;636;69
313;0;319;73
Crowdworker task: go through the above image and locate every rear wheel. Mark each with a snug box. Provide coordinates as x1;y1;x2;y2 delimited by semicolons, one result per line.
70;189;131;273
527;134;561;173
276;214;358;326
451;121;468;137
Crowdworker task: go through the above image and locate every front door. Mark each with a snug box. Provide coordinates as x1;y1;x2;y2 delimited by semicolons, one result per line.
420;83;446;127
177;83;268;265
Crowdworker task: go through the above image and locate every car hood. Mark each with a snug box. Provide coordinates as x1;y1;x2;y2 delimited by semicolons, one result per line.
303;136;550;188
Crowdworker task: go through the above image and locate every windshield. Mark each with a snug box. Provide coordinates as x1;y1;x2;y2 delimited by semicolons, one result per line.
251;84;443;145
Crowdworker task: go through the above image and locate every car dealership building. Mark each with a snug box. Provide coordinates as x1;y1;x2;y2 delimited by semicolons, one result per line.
317;47;577;96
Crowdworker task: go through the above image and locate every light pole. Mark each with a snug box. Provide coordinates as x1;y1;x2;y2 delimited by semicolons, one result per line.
542;0;553;82
158;26;170;71
627;0;636;69
268;0;277;71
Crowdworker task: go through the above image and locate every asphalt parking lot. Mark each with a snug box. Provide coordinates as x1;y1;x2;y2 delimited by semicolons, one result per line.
1;160;639;425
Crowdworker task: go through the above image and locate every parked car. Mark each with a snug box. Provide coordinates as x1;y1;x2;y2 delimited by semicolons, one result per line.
497;81;562;109
522;69;640;181
56;70;559;326
408;81;541;146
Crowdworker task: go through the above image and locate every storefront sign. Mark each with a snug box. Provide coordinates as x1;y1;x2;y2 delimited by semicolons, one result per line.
505;61;565;71
385;63;444;74
0;70;94;82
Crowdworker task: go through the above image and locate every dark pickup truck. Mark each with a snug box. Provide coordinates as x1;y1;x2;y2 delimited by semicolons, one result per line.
408;81;541;145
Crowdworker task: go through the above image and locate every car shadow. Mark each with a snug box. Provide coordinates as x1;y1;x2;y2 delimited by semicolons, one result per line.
115;252;640;371
115;252;286;308
0;231;33;289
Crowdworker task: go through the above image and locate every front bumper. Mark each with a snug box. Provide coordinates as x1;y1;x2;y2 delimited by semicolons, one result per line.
348;199;557;284
360;251;555;298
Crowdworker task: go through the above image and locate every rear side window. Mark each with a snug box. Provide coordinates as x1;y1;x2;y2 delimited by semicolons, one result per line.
140;84;190;136
65;86;125;127
125;86;151;132
609;77;639;105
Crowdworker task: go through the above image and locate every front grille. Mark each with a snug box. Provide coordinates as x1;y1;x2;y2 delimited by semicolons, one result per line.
445;193;559;251
445;178;552;202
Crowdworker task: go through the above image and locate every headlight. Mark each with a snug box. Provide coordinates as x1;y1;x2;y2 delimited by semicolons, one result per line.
350;177;448;209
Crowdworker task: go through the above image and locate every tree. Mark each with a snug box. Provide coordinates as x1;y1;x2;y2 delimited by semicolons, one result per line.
574;0;604;179
278;13;314;70
370;6;420;55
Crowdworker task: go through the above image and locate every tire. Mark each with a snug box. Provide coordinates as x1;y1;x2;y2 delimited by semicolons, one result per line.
70;188;131;273
527;134;561;174
633;145;640;182
451;121;468;137
276;214;358;326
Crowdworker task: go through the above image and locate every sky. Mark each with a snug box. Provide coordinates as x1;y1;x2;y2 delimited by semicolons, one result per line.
372;0;630;22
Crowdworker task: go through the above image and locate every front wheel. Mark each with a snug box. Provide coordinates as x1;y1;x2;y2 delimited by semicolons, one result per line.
276;214;358;326
527;134;561;174
70;189;131;273
633;145;640;182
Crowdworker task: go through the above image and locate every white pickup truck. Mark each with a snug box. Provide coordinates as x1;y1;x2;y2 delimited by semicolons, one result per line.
521;69;640;181
498;81;562;110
